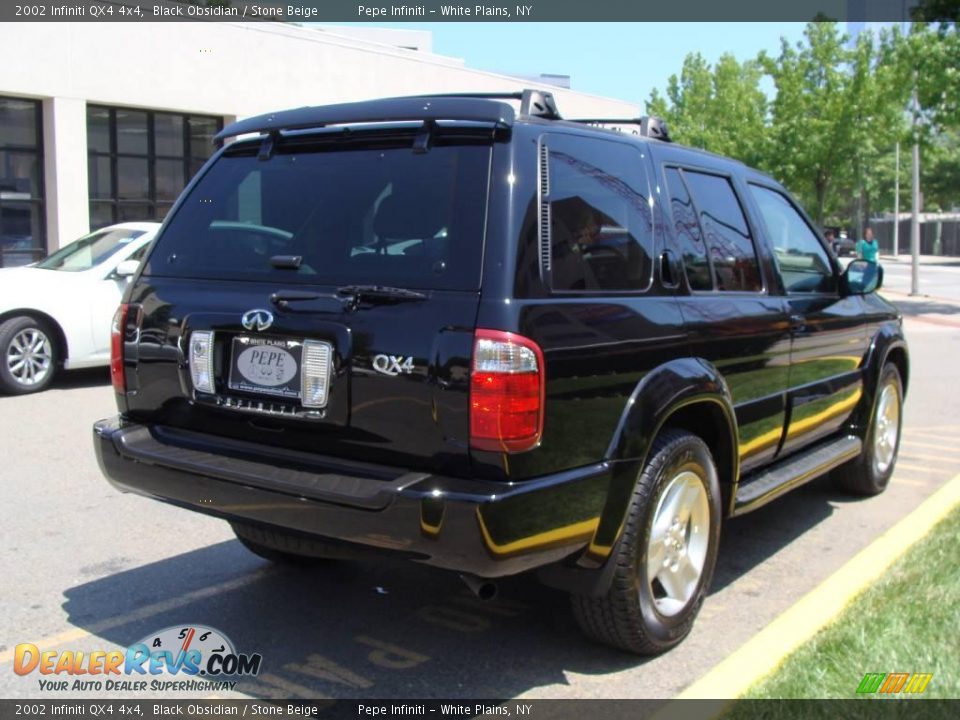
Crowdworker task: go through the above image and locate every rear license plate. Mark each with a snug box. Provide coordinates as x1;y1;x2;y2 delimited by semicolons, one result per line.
228;337;303;401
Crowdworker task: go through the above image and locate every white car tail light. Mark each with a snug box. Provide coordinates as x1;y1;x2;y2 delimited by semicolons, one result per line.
110;305;129;394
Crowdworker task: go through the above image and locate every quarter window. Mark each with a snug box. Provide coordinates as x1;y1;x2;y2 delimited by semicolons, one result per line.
545;135;654;292
749;184;836;293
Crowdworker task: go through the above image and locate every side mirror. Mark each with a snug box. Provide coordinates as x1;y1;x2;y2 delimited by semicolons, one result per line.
843;260;883;295
113;259;140;279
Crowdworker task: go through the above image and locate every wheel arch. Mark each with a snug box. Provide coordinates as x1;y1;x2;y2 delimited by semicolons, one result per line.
0;309;69;363
539;358;739;597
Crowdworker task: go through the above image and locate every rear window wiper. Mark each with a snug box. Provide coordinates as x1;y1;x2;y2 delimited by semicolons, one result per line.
337;285;428;304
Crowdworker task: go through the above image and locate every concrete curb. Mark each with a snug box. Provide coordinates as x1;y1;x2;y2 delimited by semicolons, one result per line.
674;471;960;700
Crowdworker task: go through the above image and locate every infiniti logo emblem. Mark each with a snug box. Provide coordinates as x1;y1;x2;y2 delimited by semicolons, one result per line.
241;309;274;332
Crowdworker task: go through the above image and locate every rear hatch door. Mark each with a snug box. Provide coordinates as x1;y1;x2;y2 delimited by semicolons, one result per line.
123;128;493;477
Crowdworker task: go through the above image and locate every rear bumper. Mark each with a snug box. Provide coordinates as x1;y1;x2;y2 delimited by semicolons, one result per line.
93;416;613;579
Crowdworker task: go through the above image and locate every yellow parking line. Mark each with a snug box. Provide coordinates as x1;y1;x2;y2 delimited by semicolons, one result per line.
894;461;946;474
892;477;929;488
893;460;943;479
898;452;960;466
0;568;270;665
903;425;960;439
900;441;960;455
903;431;960;442
674;472;960;701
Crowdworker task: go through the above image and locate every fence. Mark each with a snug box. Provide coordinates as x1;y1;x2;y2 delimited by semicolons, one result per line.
871;217;960;257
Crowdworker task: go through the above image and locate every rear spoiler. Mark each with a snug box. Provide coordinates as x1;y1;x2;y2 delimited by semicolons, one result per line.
214;89;561;142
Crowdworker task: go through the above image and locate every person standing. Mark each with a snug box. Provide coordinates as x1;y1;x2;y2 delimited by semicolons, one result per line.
857;226;880;264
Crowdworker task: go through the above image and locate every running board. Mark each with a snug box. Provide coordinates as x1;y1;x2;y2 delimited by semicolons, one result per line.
732;435;862;516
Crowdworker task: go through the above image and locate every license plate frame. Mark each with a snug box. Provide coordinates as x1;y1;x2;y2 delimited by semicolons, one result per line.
227;336;303;401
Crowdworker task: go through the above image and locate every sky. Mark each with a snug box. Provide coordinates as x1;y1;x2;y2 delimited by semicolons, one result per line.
321;22;813;109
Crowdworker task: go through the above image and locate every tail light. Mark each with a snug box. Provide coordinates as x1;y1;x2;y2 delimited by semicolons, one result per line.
110;304;131;394
470;329;545;453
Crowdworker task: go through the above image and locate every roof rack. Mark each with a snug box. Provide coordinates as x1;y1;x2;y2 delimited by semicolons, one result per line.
215;96;517;142
214;90;669;145
568;116;672;142
418;89;562;120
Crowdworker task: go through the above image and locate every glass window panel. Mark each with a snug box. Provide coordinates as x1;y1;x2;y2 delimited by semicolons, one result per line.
155;203;173;221
0;201;43;267
116;109;148;155
664;167;711;291
682;171;762;293
546;135;654;292
0;97;38;148
117;203;151;223
188;116;218;159
89;202;115;231
117;157;149;199
0;150;42;198
87;105;111;154
154;113;184;157
87;155;112;199
189;158;207;180
749;184;836;294
155;158;185;202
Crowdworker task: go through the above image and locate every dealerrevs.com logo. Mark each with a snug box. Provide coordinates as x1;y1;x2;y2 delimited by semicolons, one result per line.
14;625;262;693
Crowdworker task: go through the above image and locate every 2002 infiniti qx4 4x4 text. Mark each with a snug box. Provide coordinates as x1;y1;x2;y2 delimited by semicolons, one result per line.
94;91;907;654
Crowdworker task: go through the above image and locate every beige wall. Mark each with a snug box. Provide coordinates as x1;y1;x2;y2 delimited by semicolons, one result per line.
1;22;639;249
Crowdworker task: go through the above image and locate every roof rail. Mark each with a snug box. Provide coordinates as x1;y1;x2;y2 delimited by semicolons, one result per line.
214;90;671;145
568;115;672;142
215;96;516;142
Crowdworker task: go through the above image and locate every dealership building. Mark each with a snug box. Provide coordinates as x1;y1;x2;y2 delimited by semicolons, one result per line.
0;21;638;267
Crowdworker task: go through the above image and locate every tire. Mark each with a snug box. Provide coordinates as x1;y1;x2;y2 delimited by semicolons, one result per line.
0;316;59;395
231;522;341;566
835;363;903;496
571;429;722;655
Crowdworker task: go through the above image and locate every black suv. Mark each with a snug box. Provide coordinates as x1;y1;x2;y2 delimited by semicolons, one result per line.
94;91;907;655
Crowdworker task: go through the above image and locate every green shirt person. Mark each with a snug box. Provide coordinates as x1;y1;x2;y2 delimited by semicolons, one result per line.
857;227;880;264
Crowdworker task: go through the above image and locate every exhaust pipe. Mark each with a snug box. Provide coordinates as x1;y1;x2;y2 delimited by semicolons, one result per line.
460;574;498;601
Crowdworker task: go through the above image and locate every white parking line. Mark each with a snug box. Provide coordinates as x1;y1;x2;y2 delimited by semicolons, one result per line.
0;568;271;664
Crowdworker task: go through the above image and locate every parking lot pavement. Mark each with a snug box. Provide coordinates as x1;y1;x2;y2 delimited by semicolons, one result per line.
1;292;958;701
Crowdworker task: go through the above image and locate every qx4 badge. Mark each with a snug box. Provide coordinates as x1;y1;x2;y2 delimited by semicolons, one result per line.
372;354;415;376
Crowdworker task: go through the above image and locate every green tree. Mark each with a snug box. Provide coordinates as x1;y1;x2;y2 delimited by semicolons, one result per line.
758;22;891;227
645;53;769;169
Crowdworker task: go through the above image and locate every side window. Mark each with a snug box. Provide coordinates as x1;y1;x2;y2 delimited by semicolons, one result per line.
664;167;711;290
682;171;763;292
749;185;836;294
545;135;654;292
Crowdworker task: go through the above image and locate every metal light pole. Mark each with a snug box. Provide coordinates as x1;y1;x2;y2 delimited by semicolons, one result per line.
910;80;921;296
893;141;899;257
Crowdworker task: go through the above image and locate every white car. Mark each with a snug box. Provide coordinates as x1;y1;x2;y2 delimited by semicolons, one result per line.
0;222;160;394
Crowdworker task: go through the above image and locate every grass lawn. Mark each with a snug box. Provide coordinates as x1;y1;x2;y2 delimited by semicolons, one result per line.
742;506;960;699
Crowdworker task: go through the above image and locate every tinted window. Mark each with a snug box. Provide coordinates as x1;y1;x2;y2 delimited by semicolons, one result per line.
749;184;836;293
664;167;710;290
0;96;45;267
145;142;490;291
546;135;653;292
682;171;762;292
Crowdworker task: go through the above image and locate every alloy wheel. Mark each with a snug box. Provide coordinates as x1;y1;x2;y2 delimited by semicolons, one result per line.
6;327;53;388
646;470;710;617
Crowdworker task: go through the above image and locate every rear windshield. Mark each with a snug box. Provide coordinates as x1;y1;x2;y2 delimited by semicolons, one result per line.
143;142;491;290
